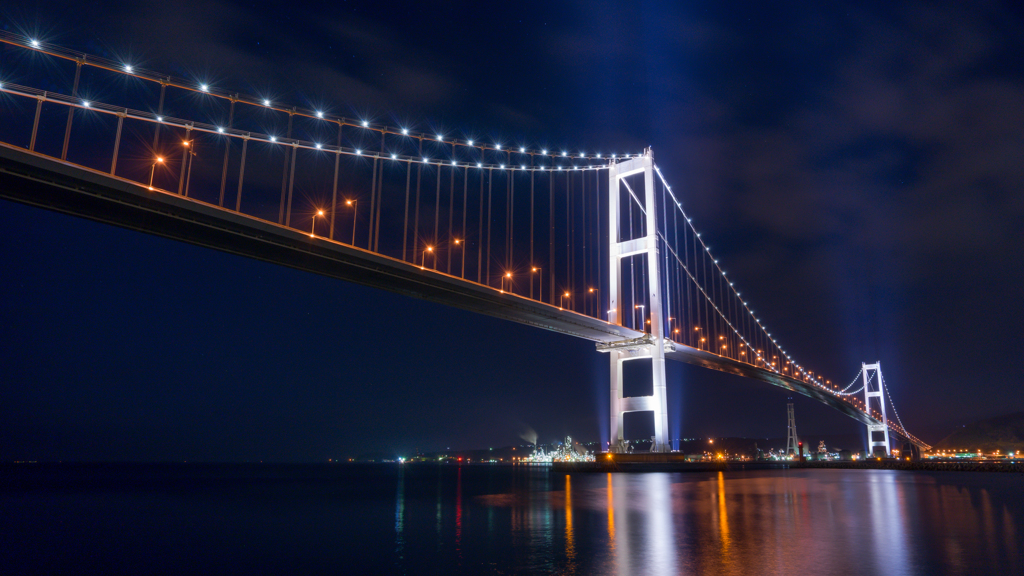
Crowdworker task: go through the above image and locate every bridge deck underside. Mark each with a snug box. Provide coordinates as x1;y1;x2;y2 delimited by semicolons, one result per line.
0;143;927;450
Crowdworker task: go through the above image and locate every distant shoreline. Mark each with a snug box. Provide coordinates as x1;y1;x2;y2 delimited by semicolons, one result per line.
550;459;1024;474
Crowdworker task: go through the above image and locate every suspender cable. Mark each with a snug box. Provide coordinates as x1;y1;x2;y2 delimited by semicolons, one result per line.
218;98;235;207
582;171;587;315
530;160;535;298
566;172;571;310
508;169;514;277
235;135;248;212
368;131;381;249
433;161;441;268
402;159;411;261
285;142;297;227
629;178;635;328
60;62;82;162
549;172;555;305
593;168;598;317
477;167;484;283
486;168;493;286
330;124;341;240
663;176;671;327
448;159;454;274
413;138;423;258
150;79;165;152
462;168;468;278
373;131;384;253
278;111;293;224
372;154;380;249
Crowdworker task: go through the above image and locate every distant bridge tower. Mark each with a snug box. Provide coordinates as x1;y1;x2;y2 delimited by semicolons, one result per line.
786;401;800;456
862;362;891;457
602;149;670;453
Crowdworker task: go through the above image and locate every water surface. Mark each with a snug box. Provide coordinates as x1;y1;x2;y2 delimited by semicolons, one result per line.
1;464;1020;575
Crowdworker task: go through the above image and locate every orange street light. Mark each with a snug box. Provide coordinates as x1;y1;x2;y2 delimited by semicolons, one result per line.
530;266;543;302
345;199;357;244
148;156;164;189
310;209;324;237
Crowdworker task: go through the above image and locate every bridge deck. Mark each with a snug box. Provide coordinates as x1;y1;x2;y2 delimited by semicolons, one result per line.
0;142;927;450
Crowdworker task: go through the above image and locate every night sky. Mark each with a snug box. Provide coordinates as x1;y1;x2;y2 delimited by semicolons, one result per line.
2;1;1022;461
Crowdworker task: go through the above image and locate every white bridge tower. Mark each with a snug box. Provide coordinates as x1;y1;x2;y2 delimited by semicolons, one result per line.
862;361;891;456
598;150;671;453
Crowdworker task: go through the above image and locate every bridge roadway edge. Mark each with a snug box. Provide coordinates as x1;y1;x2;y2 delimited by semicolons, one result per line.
0;143;928;450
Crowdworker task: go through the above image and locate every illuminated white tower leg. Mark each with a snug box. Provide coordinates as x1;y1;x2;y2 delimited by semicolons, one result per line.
862;361;891;457
786;401;799;456
605;150;669;453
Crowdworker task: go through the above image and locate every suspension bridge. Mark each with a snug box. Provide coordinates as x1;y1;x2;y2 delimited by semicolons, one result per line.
0;32;929;455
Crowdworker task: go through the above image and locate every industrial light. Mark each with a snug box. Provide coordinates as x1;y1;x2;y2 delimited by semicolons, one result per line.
356;149;362;155
30;39;40;47
401;128;408;135
124;65;133;73
361;120;368;127
467;139;474;145
82;101;90;108
217;127;224;133
437;134;443;141
495;144;502;150
316;111;324;118
315;143;322;149
520;147;525;152
562;151;567;156
477;163;482;167
263;99;271;106
391;153;397;159
200;84;209;92
542;149;547;154
270;136;277;142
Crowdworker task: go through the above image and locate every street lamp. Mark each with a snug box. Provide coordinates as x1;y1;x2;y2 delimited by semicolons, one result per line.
181;140;196;197
421;245;434;269
531;267;542;302
148;156;164;189
694;326;703;349
586;287;598;317
345;199;357;245
310;209;324;237
634;304;645;332
452;238;463;277
560;291;570;310
501;271;513;293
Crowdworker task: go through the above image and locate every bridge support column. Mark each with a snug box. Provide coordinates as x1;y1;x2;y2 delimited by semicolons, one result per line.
862;362;891;457
604;150;670;453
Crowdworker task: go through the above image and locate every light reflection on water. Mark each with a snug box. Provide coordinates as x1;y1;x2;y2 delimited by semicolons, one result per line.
470;467;1020;576
1;465;1021;575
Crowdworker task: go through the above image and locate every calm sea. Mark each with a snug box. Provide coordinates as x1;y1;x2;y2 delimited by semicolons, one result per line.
1;463;1021;575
